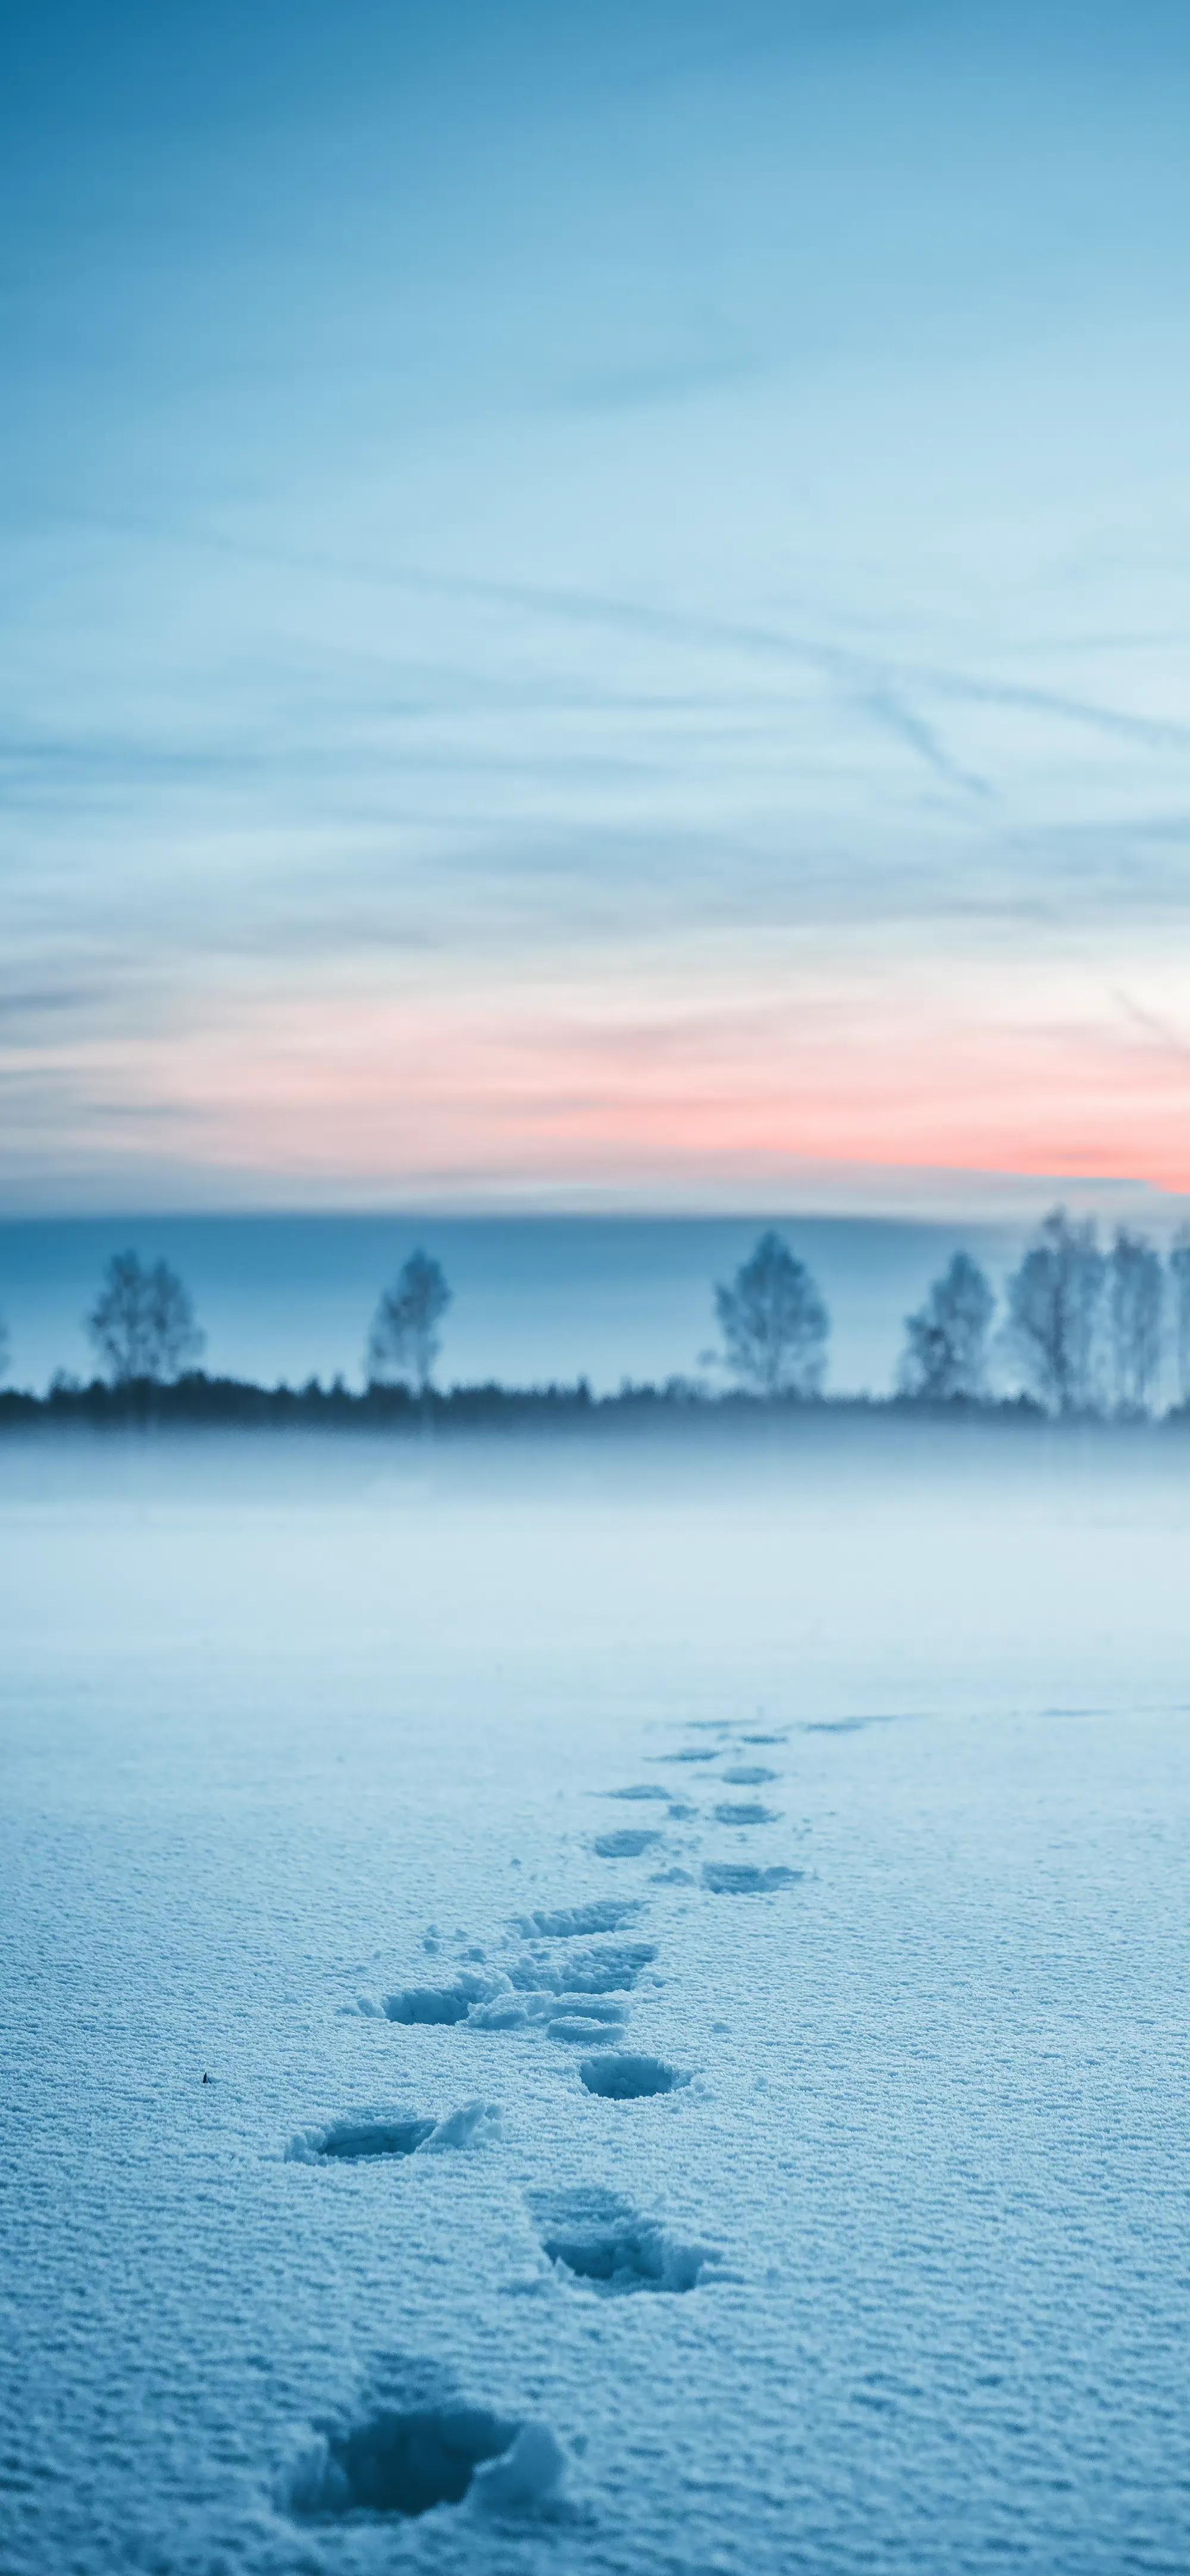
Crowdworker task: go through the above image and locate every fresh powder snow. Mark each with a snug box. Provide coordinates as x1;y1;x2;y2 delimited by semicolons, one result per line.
2;1423;1189;2572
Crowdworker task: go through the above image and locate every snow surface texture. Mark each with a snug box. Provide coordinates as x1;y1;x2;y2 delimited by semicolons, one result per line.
3;1428;1190;2574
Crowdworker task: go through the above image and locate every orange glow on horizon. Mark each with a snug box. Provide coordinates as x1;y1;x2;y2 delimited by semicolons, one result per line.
12;963;1186;1207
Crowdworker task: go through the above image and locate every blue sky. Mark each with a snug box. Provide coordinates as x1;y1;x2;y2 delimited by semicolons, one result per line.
2;0;1188;1214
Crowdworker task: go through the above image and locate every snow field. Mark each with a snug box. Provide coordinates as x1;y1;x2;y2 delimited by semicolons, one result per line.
3;1431;1190;2573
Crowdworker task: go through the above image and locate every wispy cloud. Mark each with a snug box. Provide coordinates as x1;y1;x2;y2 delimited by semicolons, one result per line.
3;0;1189;1208
929;672;1190;758
1111;989;1190;1063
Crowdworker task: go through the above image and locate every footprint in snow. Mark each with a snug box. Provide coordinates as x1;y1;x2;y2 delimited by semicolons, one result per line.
603;1784;671;1802
801;1714;899;1733
701;1861;803;1895
289;2114;435;2161
580;2051;690;2101
546;2008;631;2043
592;1828;663;1860
468;1992;634;2040
519;1901;644;1938
529;2185;719;2295
287;2104;500;2162
374;1977;489;2026
712;1800;782;1827
719;1764;779;1785
280;2354;565;2522
369;1937;657;2036
506;1941;657;1993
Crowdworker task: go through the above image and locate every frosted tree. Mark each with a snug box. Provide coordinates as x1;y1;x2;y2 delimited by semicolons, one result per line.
1170;1227;1190;1410
1107;1228;1164;1414
899;1251;994;1402
1005;1208;1105;1415
367;1250;452;1395
87;1252;205;1385
713;1230;829;1398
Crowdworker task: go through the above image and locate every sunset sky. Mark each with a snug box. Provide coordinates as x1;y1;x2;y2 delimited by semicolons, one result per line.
3;0;1189;1216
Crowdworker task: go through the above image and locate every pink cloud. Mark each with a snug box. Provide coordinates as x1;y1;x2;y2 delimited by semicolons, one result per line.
20;968;1185;1207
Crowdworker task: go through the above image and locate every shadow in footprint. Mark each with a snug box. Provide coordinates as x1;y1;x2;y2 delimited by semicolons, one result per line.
530;2186;717;2294
719;1764;779;1786
603;1785;671;1802
381;1982;480;2025
801;1714;906;1734
521;1901;643;1938
713;1801;781;1827
702;1861;802;1895
289;2115;434;2162
469;1977;638;2034
546;2008;630;2043
508;1942;656;1995
288;2103;499;2161
592;1829;662;1860
580;2052;690;2101
281;2355;563;2522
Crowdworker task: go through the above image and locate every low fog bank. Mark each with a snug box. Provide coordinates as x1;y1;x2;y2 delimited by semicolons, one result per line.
3;1414;1188;1732
2;1403;1189;1508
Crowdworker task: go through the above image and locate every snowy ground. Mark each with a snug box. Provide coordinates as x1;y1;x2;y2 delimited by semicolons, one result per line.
2;1427;1189;2574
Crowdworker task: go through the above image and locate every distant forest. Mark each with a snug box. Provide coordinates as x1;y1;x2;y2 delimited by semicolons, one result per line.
2;1210;1189;1430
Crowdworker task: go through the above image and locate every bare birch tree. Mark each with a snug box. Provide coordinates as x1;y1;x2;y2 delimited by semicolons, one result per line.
1006;1209;1105;1414
899;1251;995;1402
713;1231;829;1398
367;1251;452;1397
1170;1227;1190;1410
1107;1228;1164;1414
87;1252;205;1385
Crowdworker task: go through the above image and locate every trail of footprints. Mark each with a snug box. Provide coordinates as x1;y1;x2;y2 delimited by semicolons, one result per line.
278;1715;805;2530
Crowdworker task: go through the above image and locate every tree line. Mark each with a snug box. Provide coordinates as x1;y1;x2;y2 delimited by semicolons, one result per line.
2;1209;1190;1422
